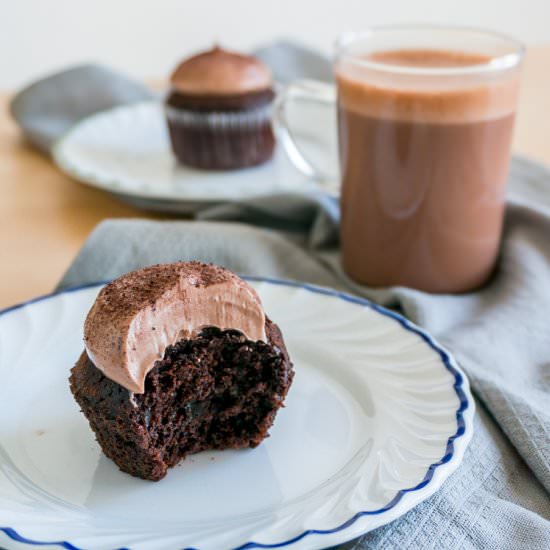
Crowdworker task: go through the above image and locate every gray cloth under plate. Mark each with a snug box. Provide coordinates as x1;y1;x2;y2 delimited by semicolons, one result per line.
12;43;550;549
58;166;550;549
10;64;154;153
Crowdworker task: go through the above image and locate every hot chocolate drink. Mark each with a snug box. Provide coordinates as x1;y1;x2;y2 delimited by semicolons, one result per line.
337;49;520;292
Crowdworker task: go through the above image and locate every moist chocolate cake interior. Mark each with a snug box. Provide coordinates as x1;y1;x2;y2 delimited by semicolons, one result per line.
140;326;287;461
71;323;292;481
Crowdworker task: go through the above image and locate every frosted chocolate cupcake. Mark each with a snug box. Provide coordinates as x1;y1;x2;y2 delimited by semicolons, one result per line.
165;46;276;170
69;262;293;481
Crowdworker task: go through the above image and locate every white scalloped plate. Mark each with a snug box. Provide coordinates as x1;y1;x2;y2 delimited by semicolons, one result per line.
51;101;334;213
0;279;473;550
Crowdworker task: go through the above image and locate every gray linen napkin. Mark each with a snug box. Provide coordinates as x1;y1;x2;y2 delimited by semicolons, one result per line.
10;64;154;153
57;156;550;549
254;39;334;84
12;43;550;548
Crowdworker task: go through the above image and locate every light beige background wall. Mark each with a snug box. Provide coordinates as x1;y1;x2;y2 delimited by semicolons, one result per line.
1;0;549;90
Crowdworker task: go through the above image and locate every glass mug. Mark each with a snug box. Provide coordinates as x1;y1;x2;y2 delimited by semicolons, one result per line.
275;26;524;293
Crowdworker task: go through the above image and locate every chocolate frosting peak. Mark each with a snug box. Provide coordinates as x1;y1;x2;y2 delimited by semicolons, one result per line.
84;262;267;393
170;46;272;96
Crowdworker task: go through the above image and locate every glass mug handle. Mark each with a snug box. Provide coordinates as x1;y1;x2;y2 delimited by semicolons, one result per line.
273;79;339;189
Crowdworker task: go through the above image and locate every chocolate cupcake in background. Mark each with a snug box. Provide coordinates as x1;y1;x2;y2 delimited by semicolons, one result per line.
165;46;276;170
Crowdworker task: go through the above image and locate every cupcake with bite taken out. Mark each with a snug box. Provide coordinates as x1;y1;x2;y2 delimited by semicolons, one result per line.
165;46;276;170
69;262;294;481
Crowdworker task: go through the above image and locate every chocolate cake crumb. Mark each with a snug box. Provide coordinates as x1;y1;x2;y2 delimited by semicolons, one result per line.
70;319;293;481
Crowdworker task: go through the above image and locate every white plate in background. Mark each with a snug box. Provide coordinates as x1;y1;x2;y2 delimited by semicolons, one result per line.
52;101;337;214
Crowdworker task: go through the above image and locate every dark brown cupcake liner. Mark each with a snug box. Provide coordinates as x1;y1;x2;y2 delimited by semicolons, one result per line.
165;103;275;170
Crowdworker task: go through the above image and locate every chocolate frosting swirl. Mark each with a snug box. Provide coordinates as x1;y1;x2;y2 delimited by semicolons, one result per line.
170;46;272;96
84;262;267;393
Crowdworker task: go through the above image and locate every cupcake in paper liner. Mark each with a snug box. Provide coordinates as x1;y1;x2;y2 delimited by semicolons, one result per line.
165;46;275;170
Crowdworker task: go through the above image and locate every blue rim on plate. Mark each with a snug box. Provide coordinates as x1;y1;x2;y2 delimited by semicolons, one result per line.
0;277;470;550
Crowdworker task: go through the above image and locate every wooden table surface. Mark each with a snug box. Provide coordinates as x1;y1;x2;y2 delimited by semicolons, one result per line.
1;46;550;308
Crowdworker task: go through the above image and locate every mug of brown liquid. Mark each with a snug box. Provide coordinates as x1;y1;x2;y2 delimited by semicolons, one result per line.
275;26;524;293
